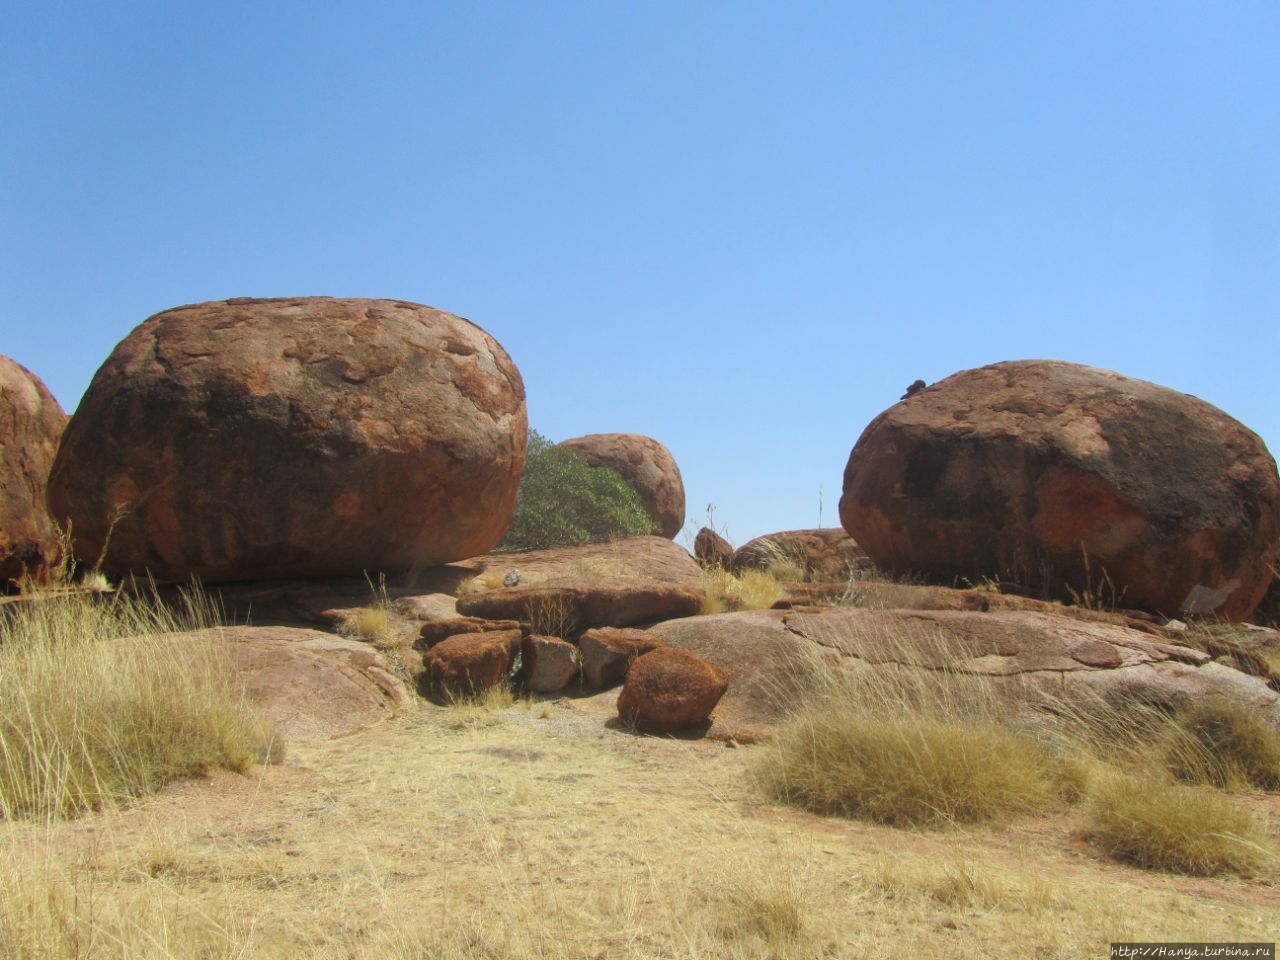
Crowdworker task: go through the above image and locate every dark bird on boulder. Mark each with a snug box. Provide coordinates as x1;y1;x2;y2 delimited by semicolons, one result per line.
901;379;927;400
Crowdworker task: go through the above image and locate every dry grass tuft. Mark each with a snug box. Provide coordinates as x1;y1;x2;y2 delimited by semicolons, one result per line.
0;588;278;819
1082;775;1273;876
755;638;1073;827
699;567;783;614
1160;699;1280;790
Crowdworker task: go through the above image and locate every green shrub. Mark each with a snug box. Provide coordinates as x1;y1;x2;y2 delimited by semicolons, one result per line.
496;430;656;551
1083;776;1270;875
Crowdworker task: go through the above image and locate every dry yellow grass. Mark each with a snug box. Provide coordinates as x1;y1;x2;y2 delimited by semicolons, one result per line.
2;700;1275;958
0;588;278;820
699;567;783;614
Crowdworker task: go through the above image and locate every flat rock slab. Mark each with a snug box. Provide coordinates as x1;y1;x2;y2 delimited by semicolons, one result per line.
649;607;1280;742
457;536;702;588
456;575;702;639
192;627;410;742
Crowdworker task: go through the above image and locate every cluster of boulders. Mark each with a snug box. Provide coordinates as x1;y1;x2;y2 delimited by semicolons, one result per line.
6;297;1280;744
695;526;871;582
419;616;728;733
3;297;686;588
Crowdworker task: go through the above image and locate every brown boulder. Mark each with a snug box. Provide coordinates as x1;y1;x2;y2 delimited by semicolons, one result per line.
558;434;685;538
417;617;524;650
839;360;1280;620
422;629;523;697
694;527;734;570
46;297;527;582
0;356;67;586
525;635;581;693
733;528;870;583
455;577;701;639
579;627;668;689
617;647;729;732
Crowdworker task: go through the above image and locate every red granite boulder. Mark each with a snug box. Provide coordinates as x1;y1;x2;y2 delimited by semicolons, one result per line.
694;527;734;570
0;356;67;586
617;647;729;733
46;298;527;582
578;627;667;689
558;434;685;538
732;528;870;582
422;629;523;697
839;361;1280;620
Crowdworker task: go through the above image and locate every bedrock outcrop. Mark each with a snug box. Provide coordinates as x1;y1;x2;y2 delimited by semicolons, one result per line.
839;360;1280;620
47;297;527;582
649;607;1280;742
0;355;67;585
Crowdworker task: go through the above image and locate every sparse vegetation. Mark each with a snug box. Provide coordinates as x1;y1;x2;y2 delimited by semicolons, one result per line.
755;644;1070;827
699;566;784;614
1082;775;1272;876
496;429;657;552
1159;699;1280;790
0;587;278;819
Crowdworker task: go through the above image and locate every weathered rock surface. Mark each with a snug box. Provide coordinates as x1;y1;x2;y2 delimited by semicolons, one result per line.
733;528;871;583
694;527;734;570
462;536;702;587
617;647;729;732
525;635;581;693
392;593;459;622
579;627;668;689
208;626;409;742
839;360;1280;620
422;629;523;697
455;577;701;639
417;617;524;650
0;356;67;586
47;297;527;583
649;607;1280;741
558;434;685;538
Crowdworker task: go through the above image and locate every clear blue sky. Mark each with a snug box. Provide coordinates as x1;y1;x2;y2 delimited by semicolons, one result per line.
4;2;1277;547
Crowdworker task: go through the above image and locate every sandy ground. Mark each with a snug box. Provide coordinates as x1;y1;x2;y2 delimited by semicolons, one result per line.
5;687;1277;959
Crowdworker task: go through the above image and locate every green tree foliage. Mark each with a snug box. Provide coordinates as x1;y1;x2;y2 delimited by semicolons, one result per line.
497;430;657;551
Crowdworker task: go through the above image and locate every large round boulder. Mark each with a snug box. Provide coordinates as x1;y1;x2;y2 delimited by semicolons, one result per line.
47;297;527;582
839;360;1280;620
558;434;685;538
0;356;67;586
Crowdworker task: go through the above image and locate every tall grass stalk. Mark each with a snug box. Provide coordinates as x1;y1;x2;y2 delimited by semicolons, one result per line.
0;588;277;819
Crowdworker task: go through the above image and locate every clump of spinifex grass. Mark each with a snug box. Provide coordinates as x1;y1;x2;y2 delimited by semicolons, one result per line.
1159;699;1280;790
755;639;1075;827
0;587;278;819
699;567;783;614
1082;775;1272;876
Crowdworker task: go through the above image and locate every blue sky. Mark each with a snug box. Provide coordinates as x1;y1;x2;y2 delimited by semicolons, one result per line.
4;1;1277;547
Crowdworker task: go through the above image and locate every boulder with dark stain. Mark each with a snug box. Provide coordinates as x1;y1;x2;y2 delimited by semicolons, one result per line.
47;298;527;582
839;360;1280;620
0;356;67;586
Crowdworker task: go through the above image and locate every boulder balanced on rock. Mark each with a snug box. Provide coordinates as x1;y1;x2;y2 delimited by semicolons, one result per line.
839;360;1280;620
47;297;528;583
